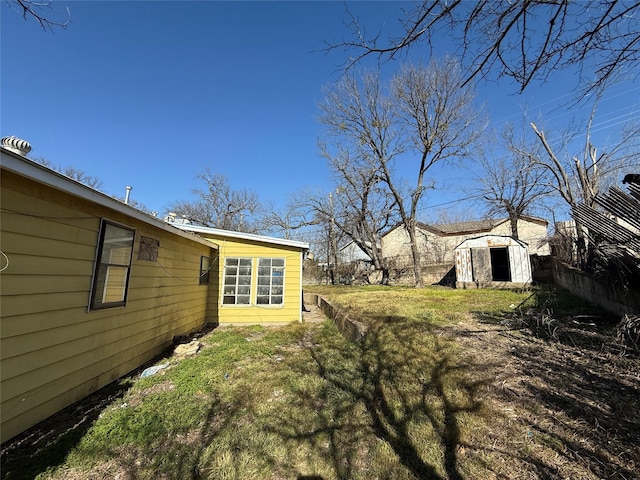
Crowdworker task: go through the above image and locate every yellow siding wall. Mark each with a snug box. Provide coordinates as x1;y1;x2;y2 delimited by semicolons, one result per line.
201;234;303;324
0;170;217;443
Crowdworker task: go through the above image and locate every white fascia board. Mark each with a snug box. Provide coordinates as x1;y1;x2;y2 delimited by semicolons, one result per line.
173;223;309;250
1;148;216;249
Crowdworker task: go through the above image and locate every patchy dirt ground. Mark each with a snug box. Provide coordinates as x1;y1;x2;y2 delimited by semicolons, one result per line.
302;303;328;323
439;312;640;480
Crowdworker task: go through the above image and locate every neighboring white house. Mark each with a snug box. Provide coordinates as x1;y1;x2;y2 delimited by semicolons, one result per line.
338;241;377;263
381;216;549;267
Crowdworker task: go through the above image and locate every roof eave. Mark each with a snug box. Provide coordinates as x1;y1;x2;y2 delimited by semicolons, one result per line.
172;223;310;250
1;148;216;249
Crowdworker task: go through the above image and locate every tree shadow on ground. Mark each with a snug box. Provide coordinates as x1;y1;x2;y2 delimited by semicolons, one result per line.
67;390;244;480
6;308;635;479
499;338;639;479
463;305;640;479
262;316;492;480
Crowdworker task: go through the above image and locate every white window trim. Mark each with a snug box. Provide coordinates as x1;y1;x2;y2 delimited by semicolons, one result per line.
89;219;135;310
255;257;286;307
221;257;253;306
220;256;287;308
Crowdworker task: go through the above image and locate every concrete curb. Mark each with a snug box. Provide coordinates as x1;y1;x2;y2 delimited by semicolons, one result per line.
304;293;367;343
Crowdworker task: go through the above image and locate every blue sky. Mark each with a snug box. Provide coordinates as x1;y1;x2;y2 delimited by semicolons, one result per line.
2;1;638;225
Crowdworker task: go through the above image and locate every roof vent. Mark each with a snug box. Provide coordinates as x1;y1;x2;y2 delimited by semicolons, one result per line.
2;136;32;156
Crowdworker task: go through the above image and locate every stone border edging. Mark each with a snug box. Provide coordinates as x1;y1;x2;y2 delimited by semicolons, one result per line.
304;293;367;342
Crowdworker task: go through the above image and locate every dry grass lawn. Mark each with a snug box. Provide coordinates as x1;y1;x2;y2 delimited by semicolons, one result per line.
1;285;638;480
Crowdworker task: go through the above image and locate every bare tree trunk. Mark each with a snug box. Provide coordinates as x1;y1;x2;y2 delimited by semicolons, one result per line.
406;221;424;288
381;267;390;285
574;220;591;271
509;212;519;240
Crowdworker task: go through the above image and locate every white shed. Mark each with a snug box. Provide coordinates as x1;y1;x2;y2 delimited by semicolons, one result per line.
455;235;532;289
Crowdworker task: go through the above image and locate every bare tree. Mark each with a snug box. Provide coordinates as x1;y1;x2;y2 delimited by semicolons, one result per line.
6;0;70;30
318;69;404;284
318;60;483;287
389;60;484;287
285;190;347;285
168;169;261;233
530;98;640;269
32;156;157;212
477;125;551;239
320;144;399;284
333;1;640;97
33;157;103;189
281;182;384;285
257;198;321;240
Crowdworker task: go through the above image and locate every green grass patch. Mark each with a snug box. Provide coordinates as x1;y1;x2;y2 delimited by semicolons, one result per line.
2;285;629;480
309;284;539;325
32;311;485;479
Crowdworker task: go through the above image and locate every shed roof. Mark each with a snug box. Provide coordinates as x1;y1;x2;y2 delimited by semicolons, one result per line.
455;235;529;250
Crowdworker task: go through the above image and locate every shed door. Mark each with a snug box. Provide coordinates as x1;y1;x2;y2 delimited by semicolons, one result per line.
490;247;511;281
471;248;492;283
508;245;532;283
455;248;473;282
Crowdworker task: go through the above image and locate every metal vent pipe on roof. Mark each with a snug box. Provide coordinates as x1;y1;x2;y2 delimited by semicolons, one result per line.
2;136;32;156
125;186;132;204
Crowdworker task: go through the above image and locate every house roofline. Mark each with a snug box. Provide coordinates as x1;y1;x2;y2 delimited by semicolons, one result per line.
419;221;495;236
381;220;493;237
172;223;310;250
513;215;548;226
415;222;448;235
1;147;216;249
382;215;548;238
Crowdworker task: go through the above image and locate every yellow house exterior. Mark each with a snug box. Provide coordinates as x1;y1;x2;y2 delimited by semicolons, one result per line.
173;225;309;324
0;145;218;443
